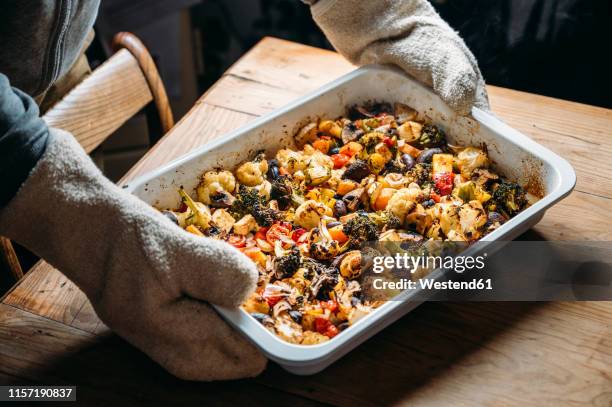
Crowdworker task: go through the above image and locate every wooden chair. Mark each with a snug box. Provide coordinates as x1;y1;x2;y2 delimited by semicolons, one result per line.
0;32;174;284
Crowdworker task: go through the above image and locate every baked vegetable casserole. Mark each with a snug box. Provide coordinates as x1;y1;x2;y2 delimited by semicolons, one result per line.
160;102;530;345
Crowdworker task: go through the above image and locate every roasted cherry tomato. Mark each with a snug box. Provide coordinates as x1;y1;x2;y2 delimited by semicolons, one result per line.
314;317;331;334
264;295;282;307
325;324;339;338
331;153;350;169
266;223;292;244
382;136;395;147
255;227;269;241
314;317;339;338
320;299;339;313
228;235;246;248
291;228;307;242
433;172;454;196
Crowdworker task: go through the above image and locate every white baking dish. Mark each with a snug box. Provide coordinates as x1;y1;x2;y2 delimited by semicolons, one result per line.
124;65;575;375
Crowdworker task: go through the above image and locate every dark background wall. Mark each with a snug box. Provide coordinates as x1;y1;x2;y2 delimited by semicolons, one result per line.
186;0;610;108
88;0;610;181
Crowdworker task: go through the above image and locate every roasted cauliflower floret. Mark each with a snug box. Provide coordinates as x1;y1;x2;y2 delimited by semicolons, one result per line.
179;188;212;229
294;200;332;230
303;144;333;169
397;120;423;143
276;149;307;174
386;183;424;223
233;214;259;235
211;209;235;233
236;158;269;186
455;147;489;178
196;170;236;206
439;200;487;241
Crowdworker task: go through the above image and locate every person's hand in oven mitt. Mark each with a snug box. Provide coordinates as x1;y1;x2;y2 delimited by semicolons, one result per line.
0;75;266;381
307;0;489;115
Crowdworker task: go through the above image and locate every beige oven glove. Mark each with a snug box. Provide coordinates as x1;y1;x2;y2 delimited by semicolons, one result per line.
309;0;489;115
0;129;267;381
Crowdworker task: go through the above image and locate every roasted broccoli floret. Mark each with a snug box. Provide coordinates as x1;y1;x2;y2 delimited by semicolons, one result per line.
492;181;527;216
453;181;492;204
252;204;280;227
343;212;379;248
231;185;264;217
406;163;432;186
274;247;302;279
359;132;383;152
368;211;401;230
232;185;279;225
414;124;446;149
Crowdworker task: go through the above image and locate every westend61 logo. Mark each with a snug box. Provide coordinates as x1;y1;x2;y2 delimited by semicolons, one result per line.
372;253;487;274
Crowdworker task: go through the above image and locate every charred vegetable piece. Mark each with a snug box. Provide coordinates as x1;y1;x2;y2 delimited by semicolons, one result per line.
493;181;527;216
274;247;302;279
406;163;432;185
231;185;265;217
413;124;446;149
270;175;296;210
342;159;370;181
252;204;280;227
368;211;401;230
343;212;379;248
341;122;365;144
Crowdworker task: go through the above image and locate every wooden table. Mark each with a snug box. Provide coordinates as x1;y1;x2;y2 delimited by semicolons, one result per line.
1;37;611;406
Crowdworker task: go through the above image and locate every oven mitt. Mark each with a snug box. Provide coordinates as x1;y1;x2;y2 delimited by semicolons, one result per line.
0;129;267;381
309;0;489;114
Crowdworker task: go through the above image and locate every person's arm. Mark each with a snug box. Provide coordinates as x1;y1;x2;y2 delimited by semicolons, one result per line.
0;74;48;206
306;0;489;114
0;75;266;381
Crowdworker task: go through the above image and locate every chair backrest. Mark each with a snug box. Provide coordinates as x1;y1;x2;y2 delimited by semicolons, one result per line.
0;32;174;283
44;32;174;152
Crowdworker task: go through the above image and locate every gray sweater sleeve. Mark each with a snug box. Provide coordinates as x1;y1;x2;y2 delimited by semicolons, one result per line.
0;73;49;207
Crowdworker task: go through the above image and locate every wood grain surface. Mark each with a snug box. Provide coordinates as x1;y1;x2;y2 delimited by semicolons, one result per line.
43;49;154;154
1;37;611;406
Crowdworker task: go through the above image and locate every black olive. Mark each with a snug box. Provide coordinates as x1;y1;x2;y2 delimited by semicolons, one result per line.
400;153;415;170
267;159;280;180
333;200;347;218
422;199;435;208
416;148;443;164
329;147;340;155
289;310;302;323
161;210;179;225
